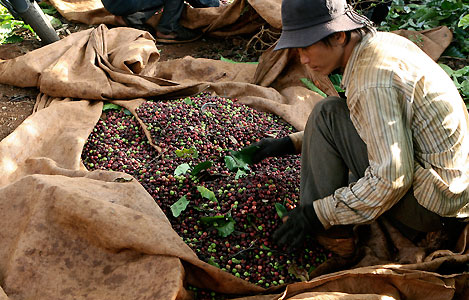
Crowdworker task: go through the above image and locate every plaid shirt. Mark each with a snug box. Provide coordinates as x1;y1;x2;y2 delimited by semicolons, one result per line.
313;31;469;229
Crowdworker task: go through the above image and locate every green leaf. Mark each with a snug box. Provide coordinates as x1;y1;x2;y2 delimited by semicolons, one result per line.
442;46;466;58
329;74;345;93
439;63;454;76
459;14;469;29
200;215;226;222
220;55;258;64
224;154;248;171
174;163;191;176
453;66;469;77
229;153;249;169
460;80;469;100
207;257;220;268
231;257;241;264
49;16;62;29
170;195;189;217
300;78;327;97
226;145;258;169
4;35;23;44
124;109;132;116
197;186;217;202
39;2;58;14
191;161;212;176
232;146;258;166
235;169;247;179
275;203;288;219
216;219;235;237
183;97;194;105
175;147;198;158
201;215;236;237
224;156;238;171
103;103;122;111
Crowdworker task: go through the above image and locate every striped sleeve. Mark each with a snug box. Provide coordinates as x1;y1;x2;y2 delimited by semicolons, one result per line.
314;86;414;228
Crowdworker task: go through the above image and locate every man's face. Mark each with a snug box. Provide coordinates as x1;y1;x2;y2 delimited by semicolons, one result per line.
297;34;346;76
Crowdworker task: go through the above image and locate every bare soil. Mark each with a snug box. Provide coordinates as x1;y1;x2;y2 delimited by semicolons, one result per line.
0;21;262;141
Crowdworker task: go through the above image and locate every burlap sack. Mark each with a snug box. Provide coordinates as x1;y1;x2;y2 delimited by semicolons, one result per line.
0;14;466;299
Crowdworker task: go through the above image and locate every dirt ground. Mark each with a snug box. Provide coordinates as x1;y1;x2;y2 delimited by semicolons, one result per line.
0;21;263;141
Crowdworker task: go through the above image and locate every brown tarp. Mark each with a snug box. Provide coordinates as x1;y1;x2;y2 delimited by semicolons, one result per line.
0;2;465;298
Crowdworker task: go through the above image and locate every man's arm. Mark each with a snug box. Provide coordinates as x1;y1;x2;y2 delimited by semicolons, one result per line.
313;87;414;228
288;131;303;153
240;131;303;164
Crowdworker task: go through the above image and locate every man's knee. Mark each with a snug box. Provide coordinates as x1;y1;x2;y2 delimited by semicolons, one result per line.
307;96;348;129
311;96;347;116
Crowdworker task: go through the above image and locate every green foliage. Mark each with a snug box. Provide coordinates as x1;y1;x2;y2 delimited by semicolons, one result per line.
170;195;190;217
219;55;258;64
174;163;191;176
175;146;199;159
200;215;236;237
183;97;194;105
300;78;327;97
207;257;220;268
102;103;131;115
329;74;344;93
274;203;288;219
439;63;469;107
301;74;345;96
38;2;57;15
102;103;122;111
459;13;469;29
38;2;62;28
191;161;212;176
378;0;468;104
0;6;27;43
0;3;61;44
380;0;469;58
224;147;254;179
197;185;217;203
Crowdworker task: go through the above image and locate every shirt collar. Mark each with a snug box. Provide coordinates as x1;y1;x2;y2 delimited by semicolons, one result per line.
341;30;376;90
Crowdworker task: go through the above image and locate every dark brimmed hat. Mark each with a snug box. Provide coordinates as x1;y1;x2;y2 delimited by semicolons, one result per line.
274;0;369;50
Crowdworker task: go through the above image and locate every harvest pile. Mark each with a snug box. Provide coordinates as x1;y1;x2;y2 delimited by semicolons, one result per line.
81;93;331;296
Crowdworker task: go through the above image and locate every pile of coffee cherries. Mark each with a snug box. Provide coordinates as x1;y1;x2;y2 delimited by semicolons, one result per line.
81;93;331;298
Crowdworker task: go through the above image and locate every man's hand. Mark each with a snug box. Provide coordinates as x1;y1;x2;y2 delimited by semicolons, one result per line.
273;203;323;249
242;136;296;164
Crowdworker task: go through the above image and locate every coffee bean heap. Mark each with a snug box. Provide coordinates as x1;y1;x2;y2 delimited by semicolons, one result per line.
82;93;331;296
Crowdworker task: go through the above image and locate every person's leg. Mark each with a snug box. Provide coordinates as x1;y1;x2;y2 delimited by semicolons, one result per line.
300;96;368;205
300;97;368;239
386;189;442;234
155;0;201;43
102;0;200;43
384;188;466;247
101;0;163;36
156;0;184;34
123;8;162;28
101;0;163;17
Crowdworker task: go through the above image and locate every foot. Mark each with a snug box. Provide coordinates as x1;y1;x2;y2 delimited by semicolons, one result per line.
156;27;201;44
115;15;156;37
